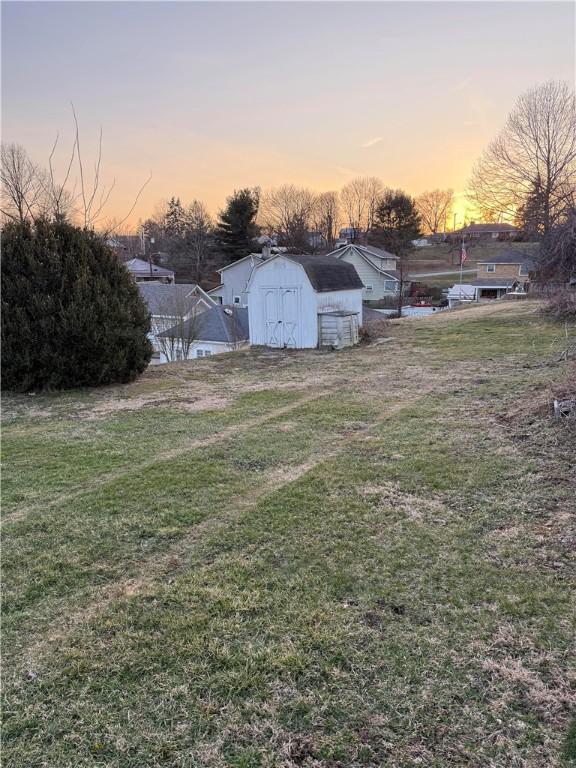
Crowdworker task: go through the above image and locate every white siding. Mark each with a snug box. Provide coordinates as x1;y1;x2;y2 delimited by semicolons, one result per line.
248;257;318;348
217;257;260;306
316;289;363;318
159;340;249;364
336;247;398;300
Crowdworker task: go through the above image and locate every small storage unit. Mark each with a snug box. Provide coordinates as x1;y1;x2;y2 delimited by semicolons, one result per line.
318;310;359;349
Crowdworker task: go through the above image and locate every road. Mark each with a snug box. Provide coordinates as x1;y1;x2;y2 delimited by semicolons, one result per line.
408;268;477;279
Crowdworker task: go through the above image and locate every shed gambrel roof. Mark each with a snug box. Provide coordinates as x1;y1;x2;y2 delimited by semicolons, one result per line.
281;254;364;292
159;306;249;343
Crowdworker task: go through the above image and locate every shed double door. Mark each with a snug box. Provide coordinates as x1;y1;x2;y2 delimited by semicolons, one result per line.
261;288;299;348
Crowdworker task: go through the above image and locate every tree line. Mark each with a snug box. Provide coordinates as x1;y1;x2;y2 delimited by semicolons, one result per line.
2;80;574;285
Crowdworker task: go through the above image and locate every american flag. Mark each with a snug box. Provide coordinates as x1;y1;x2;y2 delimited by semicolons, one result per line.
460;245;468;265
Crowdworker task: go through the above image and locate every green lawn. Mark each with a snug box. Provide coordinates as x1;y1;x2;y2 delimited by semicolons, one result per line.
2;302;575;767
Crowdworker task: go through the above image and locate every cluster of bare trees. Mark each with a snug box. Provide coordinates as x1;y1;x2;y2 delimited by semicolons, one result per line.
1;110;150;232
468;80;576;235
258;178;456;250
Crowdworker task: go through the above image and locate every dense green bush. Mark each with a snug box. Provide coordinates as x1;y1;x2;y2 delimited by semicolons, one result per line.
1;220;152;391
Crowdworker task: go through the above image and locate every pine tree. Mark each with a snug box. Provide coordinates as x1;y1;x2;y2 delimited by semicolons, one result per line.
216;188;260;263
371;189;422;255
163;197;186;238
1;220;152;391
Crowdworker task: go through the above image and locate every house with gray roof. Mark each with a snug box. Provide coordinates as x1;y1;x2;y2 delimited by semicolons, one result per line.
326;244;400;300
125;257;175;283
157;306;249;362
137;283;218;361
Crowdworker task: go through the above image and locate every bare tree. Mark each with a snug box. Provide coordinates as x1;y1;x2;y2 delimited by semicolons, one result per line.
260;184;316;249
312;191;340;251
467;81;576;234
536;206;576;282
1;143;42;223
340;176;383;241
185;200;213;281
416;189;454;235
151;292;204;362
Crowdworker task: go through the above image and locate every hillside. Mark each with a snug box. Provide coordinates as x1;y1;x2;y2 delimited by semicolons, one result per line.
3;302;575;768
407;241;540;280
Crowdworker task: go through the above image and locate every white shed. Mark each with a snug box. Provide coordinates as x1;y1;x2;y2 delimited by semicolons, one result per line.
247;253;364;349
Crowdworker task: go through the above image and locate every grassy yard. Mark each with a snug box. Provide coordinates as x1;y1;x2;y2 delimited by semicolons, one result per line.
2;302;575;768
407;241;540;275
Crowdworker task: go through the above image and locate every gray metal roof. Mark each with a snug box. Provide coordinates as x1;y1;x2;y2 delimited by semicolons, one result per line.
159;306;249;343
476;250;535;266
138;283;209;316
283;254;364;292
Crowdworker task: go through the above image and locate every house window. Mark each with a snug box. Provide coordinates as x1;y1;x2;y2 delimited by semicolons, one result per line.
486;264;495;273
365;284;373;292
233;296;241;304
204;350;212;356
384;280;397;291
519;264;529;276
196;350;204;357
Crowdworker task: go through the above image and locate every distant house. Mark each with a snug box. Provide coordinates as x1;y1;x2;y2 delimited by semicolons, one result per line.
157;305;250;363
451;223;520;241
472;250;534;299
247;253;364;349
327;244;400;300
306;231;327;250
335;227;367;247
125;257;175;284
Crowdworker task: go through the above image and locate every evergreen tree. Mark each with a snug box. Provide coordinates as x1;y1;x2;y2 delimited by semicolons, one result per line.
163;197;187;238
371;189;422;255
1;220;152;391
516;175;547;237
216;188;260;263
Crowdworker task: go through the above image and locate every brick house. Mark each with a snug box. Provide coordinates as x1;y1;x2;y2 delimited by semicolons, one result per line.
451;223;521;242
472;251;535;299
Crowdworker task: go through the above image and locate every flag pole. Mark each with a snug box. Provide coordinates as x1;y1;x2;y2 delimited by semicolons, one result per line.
459;236;464;298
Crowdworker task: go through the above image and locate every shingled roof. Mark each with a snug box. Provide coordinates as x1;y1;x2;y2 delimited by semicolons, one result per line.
159;306;249;344
477;250;535;266
283;254;364;292
138;283;213;316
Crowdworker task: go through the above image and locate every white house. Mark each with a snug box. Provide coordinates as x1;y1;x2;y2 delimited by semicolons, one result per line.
138;283;217;360
157;305;249;363
327;244;400;300
208;253;268;307
125;257;175;283
246;253;364;349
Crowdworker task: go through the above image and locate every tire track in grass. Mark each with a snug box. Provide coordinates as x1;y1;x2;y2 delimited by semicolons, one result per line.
4;356;442;528
3;388;335;526
13;392;431;670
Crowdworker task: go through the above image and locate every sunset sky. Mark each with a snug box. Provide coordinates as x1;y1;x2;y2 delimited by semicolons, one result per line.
2;1;574;229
